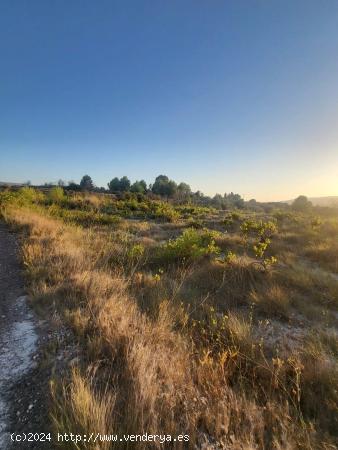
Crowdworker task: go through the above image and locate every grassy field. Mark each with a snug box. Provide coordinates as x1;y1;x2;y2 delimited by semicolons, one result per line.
1;187;337;449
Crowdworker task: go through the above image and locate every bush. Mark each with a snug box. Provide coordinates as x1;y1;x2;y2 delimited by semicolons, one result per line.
240;219;277;239
18;187;45;204
150;201;180;222
0;190;18;208
240;219;278;269
292;195;312;211
160;228;220;263
48;205;121;227
222;215;235;231
176;205;215;218
48;186;66;203
273;210;295;224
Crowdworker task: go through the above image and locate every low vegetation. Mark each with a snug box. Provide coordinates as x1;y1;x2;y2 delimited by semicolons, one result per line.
0;186;337;449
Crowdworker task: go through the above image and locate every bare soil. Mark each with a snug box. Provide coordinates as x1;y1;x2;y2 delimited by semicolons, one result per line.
0;223;52;449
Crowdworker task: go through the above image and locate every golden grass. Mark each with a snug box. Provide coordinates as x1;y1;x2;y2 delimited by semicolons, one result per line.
305;241;338;273
3;205;338;449
51;369;116;450
250;284;290;318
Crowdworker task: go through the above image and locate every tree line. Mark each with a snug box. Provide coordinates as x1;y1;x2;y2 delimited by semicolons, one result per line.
59;174;245;209
13;176;319;212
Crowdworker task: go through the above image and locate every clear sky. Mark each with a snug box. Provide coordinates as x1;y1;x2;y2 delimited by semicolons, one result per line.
1;0;338;201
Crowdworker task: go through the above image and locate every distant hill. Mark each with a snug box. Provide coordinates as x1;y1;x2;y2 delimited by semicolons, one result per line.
308;196;338;207
285;196;338;208
0;181;25;186
0;181;24;187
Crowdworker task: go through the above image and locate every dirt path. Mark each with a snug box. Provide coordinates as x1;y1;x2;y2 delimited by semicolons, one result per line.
0;223;48;449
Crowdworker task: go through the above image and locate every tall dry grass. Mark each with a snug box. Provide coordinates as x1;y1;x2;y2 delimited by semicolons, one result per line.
4;206;336;449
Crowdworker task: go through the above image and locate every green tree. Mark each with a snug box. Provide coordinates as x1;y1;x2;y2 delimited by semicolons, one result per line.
139;180;147;192
80;175;94;191
152;175;177;197
177;182;191;195
225;192;245;209
119;176;131;192
176;182;191;202
213;194;224;209
108;176;131;192
108;177;121;192
68;181;81;191
292;195;312;211
152;175;169;196
131;180;147;193
166;180;178;197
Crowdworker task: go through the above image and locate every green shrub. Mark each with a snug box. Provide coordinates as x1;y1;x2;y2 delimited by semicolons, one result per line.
127;243;145;260
222;215;234;231
0;190;18;208
240;219;277;239
48;205;121;227
160;228;220;263
151;201;180;222
273;210;295;224
240;219;278;269
0;187;45;208
176;205;216;218
48;186;66;203
18;187;45;204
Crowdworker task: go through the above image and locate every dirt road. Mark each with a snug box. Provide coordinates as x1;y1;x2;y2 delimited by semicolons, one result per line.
0;223;45;449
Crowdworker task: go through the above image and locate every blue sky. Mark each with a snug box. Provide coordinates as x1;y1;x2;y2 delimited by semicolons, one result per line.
1;0;338;201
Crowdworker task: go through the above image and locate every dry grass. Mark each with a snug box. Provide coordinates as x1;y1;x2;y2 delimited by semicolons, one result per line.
305;240;338;273
51;369;116;450
2;204;338;449
300;335;338;436
277;262;338;310
250;284;290;318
